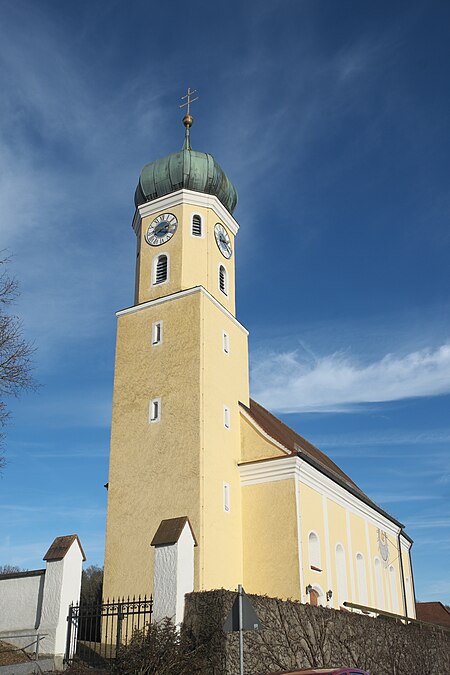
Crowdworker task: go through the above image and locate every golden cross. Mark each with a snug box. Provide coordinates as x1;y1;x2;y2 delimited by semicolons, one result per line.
180;87;199;115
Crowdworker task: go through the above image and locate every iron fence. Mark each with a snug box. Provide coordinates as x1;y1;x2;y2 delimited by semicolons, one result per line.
65;595;153;669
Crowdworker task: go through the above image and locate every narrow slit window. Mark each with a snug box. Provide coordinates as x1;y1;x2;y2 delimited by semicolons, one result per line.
154;254;168;285
224;406;230;429
223;482;230;512
152;321;163;345
192;214;202;237
223;331;229;354
219;265;228;295
149;398;161;423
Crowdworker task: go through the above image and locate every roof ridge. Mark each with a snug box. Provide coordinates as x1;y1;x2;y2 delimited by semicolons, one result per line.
247;398;359;490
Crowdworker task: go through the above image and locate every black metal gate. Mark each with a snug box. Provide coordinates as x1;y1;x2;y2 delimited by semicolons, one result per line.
65;595;153;669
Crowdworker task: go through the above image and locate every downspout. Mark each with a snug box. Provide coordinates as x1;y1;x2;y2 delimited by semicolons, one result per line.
397;530;407;617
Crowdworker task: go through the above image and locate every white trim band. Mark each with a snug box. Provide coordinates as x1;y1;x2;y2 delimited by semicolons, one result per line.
239;455;403;537
133;189;240;236
116;286;249;335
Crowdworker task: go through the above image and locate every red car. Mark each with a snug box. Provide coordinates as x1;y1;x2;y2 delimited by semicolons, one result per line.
269;670;369;675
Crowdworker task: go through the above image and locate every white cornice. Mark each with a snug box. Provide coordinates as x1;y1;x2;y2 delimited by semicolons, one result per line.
399;534;412;551
116;286;249;335
132;189;240;236
239;456;403;537
239;406;291;455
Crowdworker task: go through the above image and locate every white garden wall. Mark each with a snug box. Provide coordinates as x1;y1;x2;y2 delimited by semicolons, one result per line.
0;534;84;671
0;570;45;634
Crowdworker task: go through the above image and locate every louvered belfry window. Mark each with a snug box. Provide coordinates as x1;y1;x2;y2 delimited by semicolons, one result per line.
219;265;227;295
192;214;202;237
155;255;168;284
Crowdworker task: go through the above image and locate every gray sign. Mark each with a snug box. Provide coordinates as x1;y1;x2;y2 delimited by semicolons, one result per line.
223;590;264;632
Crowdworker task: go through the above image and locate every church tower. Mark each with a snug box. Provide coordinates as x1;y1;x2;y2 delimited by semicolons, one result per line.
103;108;249;599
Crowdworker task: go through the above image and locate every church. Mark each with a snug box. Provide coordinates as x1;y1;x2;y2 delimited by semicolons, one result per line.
102;103;416;621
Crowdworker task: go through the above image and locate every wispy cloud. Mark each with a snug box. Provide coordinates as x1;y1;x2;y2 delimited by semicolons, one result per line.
252;342;450;412
314;430;450;448
370;493;440;504
408;516;450;530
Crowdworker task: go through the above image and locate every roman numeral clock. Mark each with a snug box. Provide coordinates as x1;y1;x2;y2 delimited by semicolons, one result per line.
145;213;178;246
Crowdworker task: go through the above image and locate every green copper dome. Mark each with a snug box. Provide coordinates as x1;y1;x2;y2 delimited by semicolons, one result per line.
134;125;238;214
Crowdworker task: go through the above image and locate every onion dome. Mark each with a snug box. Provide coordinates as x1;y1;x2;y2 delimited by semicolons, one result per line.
134;115;238;214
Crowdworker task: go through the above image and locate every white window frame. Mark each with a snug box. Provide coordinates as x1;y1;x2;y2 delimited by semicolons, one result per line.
218;264;228;296
223;405;230;429
222;330;230;355
389;565;399;613
308;530;321;571
374;556;385;610
356;552;368;606
152;320;163;346
223;482;230;512
191;213;203;238
152;252;170;286
149;398;161;423
335;543;348;608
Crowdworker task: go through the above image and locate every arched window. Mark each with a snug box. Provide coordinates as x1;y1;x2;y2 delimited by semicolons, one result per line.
356;553;368;605
374;557;385;609
336;544;348;607
153;254;168;285
219;265;228;295
308;532;321;570
389;565;399;613
192;214;202;237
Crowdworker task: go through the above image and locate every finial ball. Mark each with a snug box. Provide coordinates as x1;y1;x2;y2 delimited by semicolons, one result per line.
183;114;193;129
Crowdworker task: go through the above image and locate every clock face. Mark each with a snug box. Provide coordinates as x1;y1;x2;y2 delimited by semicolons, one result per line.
214;223;232;259
145;213;178;246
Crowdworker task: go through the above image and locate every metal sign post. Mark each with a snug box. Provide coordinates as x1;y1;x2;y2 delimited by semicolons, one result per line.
223;584;264;675
238;584;244;675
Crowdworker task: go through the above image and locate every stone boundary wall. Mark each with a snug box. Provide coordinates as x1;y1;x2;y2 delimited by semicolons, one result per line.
183;590;450;675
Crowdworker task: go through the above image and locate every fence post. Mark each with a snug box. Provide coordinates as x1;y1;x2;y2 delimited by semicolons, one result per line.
65;604;74;664
116;600;123;647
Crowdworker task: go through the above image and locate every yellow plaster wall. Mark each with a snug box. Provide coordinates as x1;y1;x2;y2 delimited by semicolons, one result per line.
298;482;327;600
103;292;203;599
103;284;250;599
366;527;404;615
402;548;416;618
242;479;300;600
348;512;372;605
326;498;353;607
297;481;408;615
240;414;287;462
136;202;236;315
199;293;249;590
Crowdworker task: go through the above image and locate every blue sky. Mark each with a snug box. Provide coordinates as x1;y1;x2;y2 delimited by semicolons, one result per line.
0;0;449;603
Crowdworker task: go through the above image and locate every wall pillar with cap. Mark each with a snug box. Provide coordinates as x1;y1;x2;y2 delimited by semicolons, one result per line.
151;516;197;624
39;534;85;668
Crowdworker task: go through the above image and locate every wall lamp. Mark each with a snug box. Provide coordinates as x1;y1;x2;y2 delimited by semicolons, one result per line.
326;590;333;602
305;584;313;595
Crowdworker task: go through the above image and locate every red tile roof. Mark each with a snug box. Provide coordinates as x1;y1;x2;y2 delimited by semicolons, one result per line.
151;517;197;547
43;534;86;562
241;399;405;529
242;399;360;489
416;602;450;627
